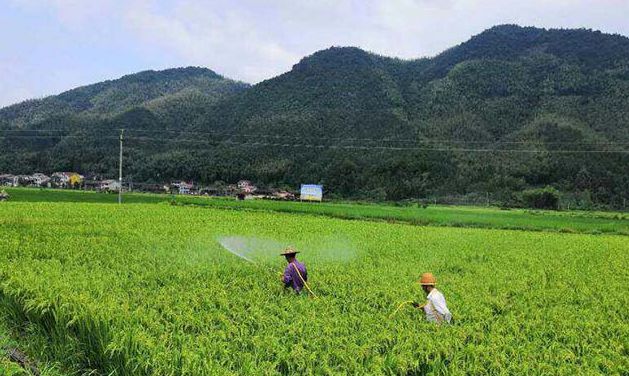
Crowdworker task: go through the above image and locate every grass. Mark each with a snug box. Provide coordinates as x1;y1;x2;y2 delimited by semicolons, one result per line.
176;197;629;234
0;201;627;374
0;317;66;376
4;187;164;204
5;187;629;235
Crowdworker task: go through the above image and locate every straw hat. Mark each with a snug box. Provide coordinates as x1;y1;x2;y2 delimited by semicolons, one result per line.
280;246;299;256
418;272;437;286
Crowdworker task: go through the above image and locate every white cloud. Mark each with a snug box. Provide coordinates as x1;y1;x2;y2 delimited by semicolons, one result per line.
122;0;302;83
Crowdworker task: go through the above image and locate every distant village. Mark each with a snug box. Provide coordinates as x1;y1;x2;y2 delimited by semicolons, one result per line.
0;172;297;200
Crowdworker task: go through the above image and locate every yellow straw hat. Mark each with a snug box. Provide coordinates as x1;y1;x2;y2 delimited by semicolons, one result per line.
418;272;437;286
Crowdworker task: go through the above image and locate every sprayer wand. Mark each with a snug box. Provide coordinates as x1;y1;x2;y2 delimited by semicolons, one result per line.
389;300;425;319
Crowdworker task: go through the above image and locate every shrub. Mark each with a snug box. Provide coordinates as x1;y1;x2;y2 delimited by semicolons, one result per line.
522;186;560;210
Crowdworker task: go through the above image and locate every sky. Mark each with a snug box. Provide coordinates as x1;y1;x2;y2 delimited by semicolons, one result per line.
1;0;629;107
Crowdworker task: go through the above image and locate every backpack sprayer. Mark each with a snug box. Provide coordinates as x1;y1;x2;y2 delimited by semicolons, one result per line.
290;262;318;299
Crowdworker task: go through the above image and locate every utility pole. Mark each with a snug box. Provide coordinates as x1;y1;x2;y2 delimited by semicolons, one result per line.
119;129;124;204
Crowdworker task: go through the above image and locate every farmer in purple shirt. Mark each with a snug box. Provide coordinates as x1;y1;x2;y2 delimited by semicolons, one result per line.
281;246;308;294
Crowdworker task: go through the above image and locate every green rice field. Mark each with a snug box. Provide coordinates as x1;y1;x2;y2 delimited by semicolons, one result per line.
6;188;629;235
0;195;627;374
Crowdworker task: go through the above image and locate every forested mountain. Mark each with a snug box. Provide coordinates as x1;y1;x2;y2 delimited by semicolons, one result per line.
2;25;628;207
0;67;249;128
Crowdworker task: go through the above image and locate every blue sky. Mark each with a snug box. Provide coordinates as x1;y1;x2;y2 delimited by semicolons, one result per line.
1;0;629;107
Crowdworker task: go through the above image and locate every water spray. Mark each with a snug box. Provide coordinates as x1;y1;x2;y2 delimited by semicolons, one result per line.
218;236;319;298
222;244;255;263
217;236;279;275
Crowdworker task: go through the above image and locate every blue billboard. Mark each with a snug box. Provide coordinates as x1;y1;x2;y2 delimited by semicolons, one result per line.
300;184;323;202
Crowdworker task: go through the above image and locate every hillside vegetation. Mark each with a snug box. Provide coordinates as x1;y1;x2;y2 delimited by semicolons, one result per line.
0;67;248;128
1;25;628;207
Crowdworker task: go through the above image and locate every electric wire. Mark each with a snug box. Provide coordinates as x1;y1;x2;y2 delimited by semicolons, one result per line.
3;128;629;146
1;133;629;153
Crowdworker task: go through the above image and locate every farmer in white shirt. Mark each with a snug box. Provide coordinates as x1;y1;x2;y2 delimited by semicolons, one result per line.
412;272;452;324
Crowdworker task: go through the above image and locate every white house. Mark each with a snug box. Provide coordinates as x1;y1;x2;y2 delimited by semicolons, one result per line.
0;174;18;187
172;181;194;195
237;180;257;194
31;173;50;187
51;172;71;187
98;179;121;192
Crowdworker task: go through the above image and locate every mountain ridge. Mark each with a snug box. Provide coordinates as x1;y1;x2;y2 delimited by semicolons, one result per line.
0;66;249;128
1;25;628;207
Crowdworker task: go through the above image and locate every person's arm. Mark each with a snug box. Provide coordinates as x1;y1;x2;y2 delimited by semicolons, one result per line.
282;265;292;286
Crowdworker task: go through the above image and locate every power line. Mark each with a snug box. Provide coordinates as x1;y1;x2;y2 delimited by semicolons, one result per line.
2;133;629;154
3;128;629;146
125;137;629;154
126;130;629;146
0;135;120;140
3;131;629;146
0;129;71;133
